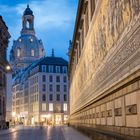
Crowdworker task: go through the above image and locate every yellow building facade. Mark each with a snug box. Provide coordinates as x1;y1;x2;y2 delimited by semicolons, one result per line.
69;0;140;139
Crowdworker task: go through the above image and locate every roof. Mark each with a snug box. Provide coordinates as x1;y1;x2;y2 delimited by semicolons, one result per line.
37;56;68;66
24;4;33;16
29;56;68;70
0;15;8;29
13;56;68;85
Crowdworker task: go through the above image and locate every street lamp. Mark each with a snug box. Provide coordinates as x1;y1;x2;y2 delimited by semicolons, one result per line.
12;112;16;117
6;65;11;71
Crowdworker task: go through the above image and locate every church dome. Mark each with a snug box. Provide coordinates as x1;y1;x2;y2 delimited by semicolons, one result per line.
24;5;33;16
10;5;45;72
14;34;44;57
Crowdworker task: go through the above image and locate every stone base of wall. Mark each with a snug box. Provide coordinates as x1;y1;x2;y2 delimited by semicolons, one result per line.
71;125;140;140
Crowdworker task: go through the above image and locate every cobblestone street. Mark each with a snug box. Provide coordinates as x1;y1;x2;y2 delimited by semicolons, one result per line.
0;126;65;140
0;126;90;140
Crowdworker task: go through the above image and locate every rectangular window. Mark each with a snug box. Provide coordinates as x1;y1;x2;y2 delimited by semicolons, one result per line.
48;65;53;73
42;65;46;72
42;103;46;111
42;84;46;92
63;103;67;111
31;49;35;56
56;85;60;92
64;85;67;92
62;66;67;73
49;84;53;92
49;103;53;111
49;94;53;101
49;75;53;82
63;76;67;83
56;76;60;82
42;75;46;82
42;94;46;102
64;94;67;101
56;94;60;101
56;66;60;73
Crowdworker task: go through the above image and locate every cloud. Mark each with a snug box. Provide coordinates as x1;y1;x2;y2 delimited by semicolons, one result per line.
0;0;78;60
14;0;76;30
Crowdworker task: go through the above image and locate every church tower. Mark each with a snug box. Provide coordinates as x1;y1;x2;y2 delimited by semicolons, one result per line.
21;4;35;36
10;5;45;72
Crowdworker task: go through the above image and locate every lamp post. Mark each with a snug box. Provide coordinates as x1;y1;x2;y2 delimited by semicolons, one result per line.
6;65;11;71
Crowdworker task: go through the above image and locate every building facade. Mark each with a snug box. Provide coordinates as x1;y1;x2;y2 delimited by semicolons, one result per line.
12;55;69;125
0;16;10;129
69;0;140;139
10;5;45;72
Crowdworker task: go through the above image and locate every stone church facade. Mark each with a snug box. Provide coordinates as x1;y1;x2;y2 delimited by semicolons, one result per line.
10;5;45;72
69;0;140;139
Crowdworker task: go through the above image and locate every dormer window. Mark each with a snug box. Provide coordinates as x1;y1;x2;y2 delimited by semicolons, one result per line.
19;38;22;42
49;65;53;73
62;66;67;73
56;66;60;73
31;49;35;56
17;49;21;57
30;37;33;42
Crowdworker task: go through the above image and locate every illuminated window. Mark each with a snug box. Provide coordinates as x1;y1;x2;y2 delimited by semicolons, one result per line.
19;38;22;42
17;49;21;57
49;103;53;111
42;103;46;111
31;49;35;56
63;103;67;111
30;38;33;42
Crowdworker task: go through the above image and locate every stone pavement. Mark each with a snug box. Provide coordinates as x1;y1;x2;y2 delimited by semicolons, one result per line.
0;125;24;135
61;126;91;140
0;125;91;140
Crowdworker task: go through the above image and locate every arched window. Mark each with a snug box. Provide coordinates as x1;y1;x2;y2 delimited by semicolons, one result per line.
17;48;21;57
26;20;30;29
31;49;35;56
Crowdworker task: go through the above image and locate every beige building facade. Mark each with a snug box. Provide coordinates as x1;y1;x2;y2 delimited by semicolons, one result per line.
69;0;140;139
12;56;69;126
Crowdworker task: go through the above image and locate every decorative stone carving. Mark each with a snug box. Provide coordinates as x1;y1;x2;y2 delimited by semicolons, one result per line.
70;0;140;115
114;108;122;116
101;111;106;118
107;110;112;117
126;104;137;115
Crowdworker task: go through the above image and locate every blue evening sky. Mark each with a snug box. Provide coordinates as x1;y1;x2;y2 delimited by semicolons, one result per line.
0;0;78;60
